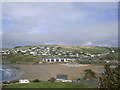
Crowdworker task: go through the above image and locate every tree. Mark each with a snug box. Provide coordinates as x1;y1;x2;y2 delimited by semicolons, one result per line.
84;69;96;79
98;64;120;88
76;78;81;82
48;77;56;83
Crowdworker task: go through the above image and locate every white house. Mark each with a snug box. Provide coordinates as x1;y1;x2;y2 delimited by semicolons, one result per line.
42;53;48;55
30;52;37;55
20;50;27;53
19;79;30;84
90;55;95;58
112;50;115;53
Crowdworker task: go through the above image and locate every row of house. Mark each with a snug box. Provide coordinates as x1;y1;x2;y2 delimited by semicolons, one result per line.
1;46;112;59
43;58;75;62
43;57;109;63
1;46;80;57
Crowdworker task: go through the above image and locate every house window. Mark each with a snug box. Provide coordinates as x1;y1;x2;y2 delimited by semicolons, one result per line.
56;59;59;62
51;59;54;62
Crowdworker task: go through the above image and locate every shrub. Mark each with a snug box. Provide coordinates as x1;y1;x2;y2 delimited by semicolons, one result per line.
98;64;120;88
3;81;10;84
10;80;19;84
48;77;56;83
84;69;96;79
76;60;91;64
76;78;81;82
32;79;40;82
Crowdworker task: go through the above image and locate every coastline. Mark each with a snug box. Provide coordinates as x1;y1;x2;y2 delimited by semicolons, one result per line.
0;65;24;82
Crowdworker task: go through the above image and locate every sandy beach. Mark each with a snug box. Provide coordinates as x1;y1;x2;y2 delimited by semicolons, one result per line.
12;64;104;81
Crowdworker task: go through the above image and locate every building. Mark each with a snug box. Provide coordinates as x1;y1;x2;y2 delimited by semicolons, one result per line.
56;75;67;81
43;58;68;62
56;75;72;82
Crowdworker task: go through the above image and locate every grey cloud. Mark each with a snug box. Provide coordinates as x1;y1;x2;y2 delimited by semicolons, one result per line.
2;2;118;48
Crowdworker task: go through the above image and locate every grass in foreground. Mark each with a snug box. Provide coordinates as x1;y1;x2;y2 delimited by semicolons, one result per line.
3;82;95;88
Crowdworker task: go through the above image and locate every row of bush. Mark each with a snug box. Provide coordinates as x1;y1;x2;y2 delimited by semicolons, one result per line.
2;79;43;84
2;78;55;84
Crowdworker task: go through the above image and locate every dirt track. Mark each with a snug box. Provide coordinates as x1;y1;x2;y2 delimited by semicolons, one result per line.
13;64;104;81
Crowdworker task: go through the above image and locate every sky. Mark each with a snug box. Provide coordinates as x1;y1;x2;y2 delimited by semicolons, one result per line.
2;2;118;48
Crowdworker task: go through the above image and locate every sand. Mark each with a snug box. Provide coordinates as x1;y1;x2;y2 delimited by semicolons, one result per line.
12;64;104;81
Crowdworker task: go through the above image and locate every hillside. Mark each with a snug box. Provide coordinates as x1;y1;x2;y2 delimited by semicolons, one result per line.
14;44;111;54
2;45;118;64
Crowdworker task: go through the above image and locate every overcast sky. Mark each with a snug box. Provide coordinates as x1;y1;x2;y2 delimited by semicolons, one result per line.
2;2;118;48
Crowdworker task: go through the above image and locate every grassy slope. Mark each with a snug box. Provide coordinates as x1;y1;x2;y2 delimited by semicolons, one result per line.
14;45;58;50
3;45;112;64
61;47;110;54
3;82;95;88
3;54;43;64
14;44;111;54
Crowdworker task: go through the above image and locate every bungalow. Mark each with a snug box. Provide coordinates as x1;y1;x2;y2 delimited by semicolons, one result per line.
56;75;67;81
30;51;37;55
56;75;72;82
20;50;27;53
42;53;48;55
43;58;68;62
90;55;95;58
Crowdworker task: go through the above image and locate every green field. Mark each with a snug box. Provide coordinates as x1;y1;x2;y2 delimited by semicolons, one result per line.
3;82;95;88
61;47;111;54
2;54;43;64
14;44;111;54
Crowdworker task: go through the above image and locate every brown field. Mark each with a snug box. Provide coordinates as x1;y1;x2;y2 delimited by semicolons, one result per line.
13;64;104;81
14;44;95;50
58;45;95;50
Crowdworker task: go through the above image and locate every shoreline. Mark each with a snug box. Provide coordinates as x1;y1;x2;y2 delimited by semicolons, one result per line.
0;65;24;82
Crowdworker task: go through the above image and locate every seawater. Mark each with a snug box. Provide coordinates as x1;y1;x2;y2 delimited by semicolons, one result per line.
0;65;23;83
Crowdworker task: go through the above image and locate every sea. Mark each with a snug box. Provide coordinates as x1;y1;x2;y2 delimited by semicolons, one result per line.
0;65;23;83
